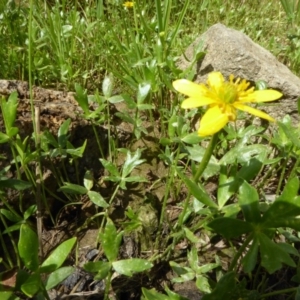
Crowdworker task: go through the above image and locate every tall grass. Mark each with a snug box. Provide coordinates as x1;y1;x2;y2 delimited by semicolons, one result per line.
0;0;292;88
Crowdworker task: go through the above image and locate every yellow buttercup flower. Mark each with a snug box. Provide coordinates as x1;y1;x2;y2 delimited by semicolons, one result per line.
123;1;134;8
173;72;283;137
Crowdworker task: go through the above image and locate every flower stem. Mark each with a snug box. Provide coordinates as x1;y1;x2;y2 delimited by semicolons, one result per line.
177;133;219;228
194;133;219;183
228;232;254;272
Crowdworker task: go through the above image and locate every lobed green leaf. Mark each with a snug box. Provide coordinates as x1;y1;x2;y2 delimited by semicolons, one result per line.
112;258;153;277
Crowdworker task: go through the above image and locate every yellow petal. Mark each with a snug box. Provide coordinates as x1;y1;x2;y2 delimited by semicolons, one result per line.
181;97;217;109
233;103;275;122
242;90;282;103
198;106;229;136
252;90;282;102
207;72;224;90
173;79;207;97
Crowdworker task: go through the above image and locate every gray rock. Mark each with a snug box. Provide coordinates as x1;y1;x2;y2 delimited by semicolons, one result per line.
177;23;300;121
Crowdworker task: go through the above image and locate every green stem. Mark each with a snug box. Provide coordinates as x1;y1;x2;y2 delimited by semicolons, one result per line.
228;232;254;272
99;184;120;234
92;123;105;158
194;133;219;183
289;154;300;180
103;271;113;300
276;155;288;195
190;215;211;232
0;214;20;267
260;287;298;299
154;148;181;251
177;133;219;228
108;184;120;206
155;0;163;34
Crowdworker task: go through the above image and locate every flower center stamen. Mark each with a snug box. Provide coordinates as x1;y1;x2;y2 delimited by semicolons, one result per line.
220;83;238;104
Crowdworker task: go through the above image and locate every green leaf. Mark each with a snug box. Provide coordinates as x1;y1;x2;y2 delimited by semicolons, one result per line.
183;227;198;243
0;179;31;191
177;169;218;209
41;130;59;149
137;104;153;110
187;247;199;272
282;176;299;197
7;127;18;138
14;269;30;291
237;158;262;182
83;170;94;191
258;232;296;274
24;205;37;220
217;165;239;208
87;191;109;208
142;287;174;300
66;140;87;157
112;258;153;276
40;237;76;273
221;203;241;218
277;242;299;257
196;275;211;293
20;272;41;298
0;132;10;144
255;80;268;90
58;183;88;194
278;121;300;149
74;84;89;115
3;224;21;234
108;95;124;104
45;266;75;290
168;114;177;138
238;181;261;223
84;260;110;272
219;144;268;165
137;83;151;104
115;111;135;124
122;94;137;109
181;132;202;144
296;286;300;300
1;92;18;131
198;262;220;274
208;218;253;239
238;125;264;142
121;148;146;178
263;216;300;231
201;272;236;300
100;158;120;177
58;118;71;148
262;177;300;222
0;291;19;300
165;286;190;300
102;75;114;98
99;218;123;262
18;224;39;271
0;209;22;222
242;236;259;273
186;145;220;179
170;261;193;280
123;175;147;183
263;196;300;224
84;261;111;280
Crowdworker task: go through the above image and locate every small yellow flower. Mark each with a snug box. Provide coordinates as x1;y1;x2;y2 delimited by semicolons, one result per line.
173;72;283;137
123;1;134;8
